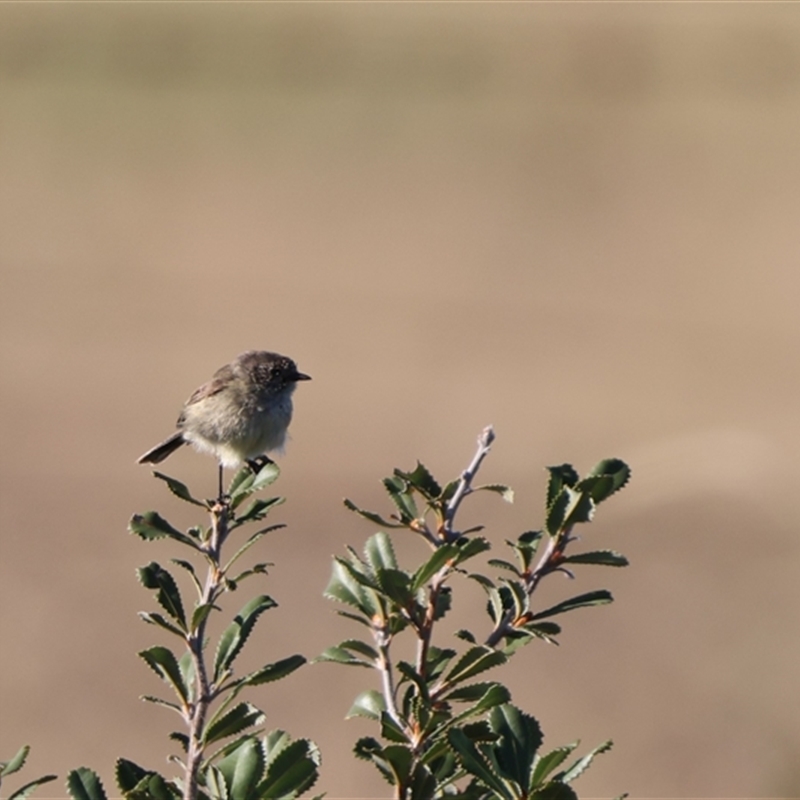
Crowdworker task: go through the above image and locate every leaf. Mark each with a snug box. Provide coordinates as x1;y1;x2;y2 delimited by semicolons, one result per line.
139;646;188;704
1;746;29;777
255;738;321;799
223;526;285;574
171;559;203;596
412;545;461;591
375;568;414;608
489;704;543;791
454;629;476;644
530;783;579;800
66;768;107;800
234;497;284;526
213;596;278;682
137;563;186;629
452;537;491;565
530;746;575;787
586;459;630;502
343;498;406;529
7;776;58;800
382;476;418;523
441;681;504;703
394;462;442;500
346;690;385;720
129;513;198;549
315;646;373;668
228;462;280;508
237;655;306;687
554;740;613;783
562;551;629;568
473;484;514;503
487;559;520;576
323;559;376;617
250;461;281;492
364;532;399;572
204;703;266;746
115;759;148;793
138;612;185;639
141;695;183;714
545;465;579;509
530;590;613;621
152;472;207;507
191;603;216;633
216;737;264;800
447;729;512;800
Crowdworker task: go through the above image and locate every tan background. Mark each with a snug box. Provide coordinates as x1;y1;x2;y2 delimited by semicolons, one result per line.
2;4;800;798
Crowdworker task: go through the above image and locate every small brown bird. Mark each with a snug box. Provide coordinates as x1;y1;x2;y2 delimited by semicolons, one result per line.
138;351;311;473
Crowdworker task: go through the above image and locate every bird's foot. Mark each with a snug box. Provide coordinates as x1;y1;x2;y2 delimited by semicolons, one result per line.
246;456;275;473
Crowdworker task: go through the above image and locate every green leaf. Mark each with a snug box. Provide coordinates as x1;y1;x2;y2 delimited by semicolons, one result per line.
255;738;320;799
562;551;629;568
375;568;414;608
66;768;107;800
555;740;613;783
383;476;419;523
213;596;278;682
228;462;281;509
530;746;575;787
151;472;207;507
234;497;284;526
140;695;183;714
171;559;203;596
530;783;579;800
138;612;185;639
441;681;504;703
204;703;266;746
129;513;198;549
346;690;385;720
453;537;492;565
412;545;461;591
343;499;406;529
364;531;399;572
191;603;216;633
447;729;512;800
216;737;264;800
315;646;373;668
545;490;569;536
530;590;613;621
137;563;186;629
454;629;476;644
489;705;543;791
223;526;284;574
7;776;58;800
394;462;442;500
139;646;188;704
323;559;376;617
115;759;148;793
250;461;281;492
474;484;514;503
237;655;306;687
381;713;410;744
433;586;452;621
587;459;630;502
1;746;29;777
204;765;229;800
545;465;579;509
487;559;520;576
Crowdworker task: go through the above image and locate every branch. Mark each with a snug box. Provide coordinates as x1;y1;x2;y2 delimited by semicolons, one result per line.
441;426;495;542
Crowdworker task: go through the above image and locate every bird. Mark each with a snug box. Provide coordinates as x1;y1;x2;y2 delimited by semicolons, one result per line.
138;351;310;494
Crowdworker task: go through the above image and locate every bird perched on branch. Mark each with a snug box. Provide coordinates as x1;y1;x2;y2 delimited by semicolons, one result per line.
138;351;311;481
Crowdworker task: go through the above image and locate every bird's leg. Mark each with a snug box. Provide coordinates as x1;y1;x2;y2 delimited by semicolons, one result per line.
246;455;275;473
218;463;224;502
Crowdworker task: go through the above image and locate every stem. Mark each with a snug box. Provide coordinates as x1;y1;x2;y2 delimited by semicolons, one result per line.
442;426;495;542
183;500;229;800
375;626;403;728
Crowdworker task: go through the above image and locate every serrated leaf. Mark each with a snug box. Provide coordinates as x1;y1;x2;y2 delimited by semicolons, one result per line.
376;568;414;608
255;738;320;799
213;596;277;682
453;537;492;565
223;526;284;575
412;544;460;591
346;690;385;720
171;559;203;596
530;745;575;787
138;612;185;639
234;496;283;526
441;681;503;703
190;603;216;633
66;768;107;800
204;703;266;746
487;559;520;576
454;629;476;644
151;472;207;507
443;648;507;690
489;704;543;791
238;655;306;687
530;783;579;800
364;531;399;572
545;465;579;509
315;646;373;668
129;513;198;549
562;551;629;568
324;559;379;618
140;694;183;714
115;759;148;793
383;476;418;522
447;729;513;800
587;458;630;501
562;488;595;528
554;740;613;784
394;462;442;500
474;484;514;503
216;737;264;800
139;646;188;704
1;746;29;777
250;461;281;492
530;590;613;621
433;585;452;621
343;499;405;529
545;490;569;536
137;563;186;629
7;776;57;800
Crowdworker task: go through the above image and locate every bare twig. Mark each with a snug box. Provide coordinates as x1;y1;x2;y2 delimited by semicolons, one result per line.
441;426;495;542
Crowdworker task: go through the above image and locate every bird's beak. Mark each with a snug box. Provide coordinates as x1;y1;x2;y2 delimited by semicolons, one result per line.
294;371;311;381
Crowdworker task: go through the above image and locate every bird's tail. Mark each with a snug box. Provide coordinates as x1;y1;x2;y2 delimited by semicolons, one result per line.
137;432;186;464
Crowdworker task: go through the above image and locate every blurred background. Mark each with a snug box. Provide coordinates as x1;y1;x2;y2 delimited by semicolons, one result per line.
3;3;800;797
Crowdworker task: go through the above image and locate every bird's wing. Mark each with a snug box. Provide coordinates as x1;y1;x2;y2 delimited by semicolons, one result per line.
176;364;234;425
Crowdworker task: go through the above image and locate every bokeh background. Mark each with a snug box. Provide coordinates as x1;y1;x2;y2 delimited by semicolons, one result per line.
3;3;800;798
